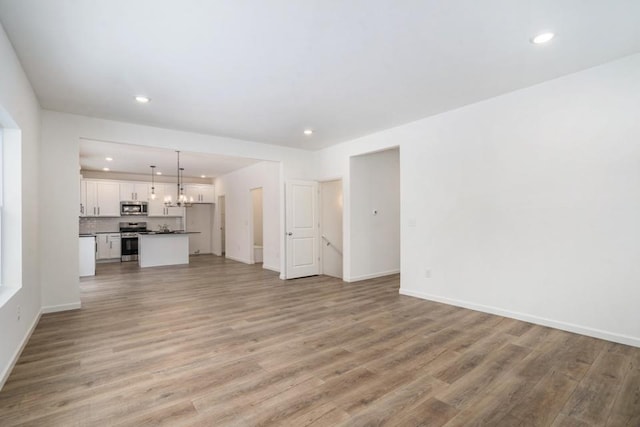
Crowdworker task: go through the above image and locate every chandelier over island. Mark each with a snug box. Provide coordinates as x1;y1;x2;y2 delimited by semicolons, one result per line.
160;150;193;208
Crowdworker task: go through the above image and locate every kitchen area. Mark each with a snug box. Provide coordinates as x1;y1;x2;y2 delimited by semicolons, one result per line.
78;146;218;277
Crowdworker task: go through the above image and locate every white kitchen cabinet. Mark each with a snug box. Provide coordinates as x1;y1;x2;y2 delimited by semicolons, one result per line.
119;182;149;202
110;234;121;258
148;197;166;217
166;206;185;217
148;183;167;216
148;183;185;217
79;177;87;217
84;180;120;217
96;233;121;260
149;203;185;217
184;184;215;203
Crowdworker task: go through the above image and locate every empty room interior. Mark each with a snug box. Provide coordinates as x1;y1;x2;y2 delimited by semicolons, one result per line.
0;1;639;426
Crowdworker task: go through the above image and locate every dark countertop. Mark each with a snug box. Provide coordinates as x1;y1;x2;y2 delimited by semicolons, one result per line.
139;231;201;235
82;231;201;236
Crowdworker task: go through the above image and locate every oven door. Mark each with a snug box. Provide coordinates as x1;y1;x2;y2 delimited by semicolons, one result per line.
121;235;139;261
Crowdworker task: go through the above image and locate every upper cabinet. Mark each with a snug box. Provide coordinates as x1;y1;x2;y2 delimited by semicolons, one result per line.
148;183;185;217
84;180;120;217
79;178;213;217
79;176;87;216
119;182;149;201
184;184;215;203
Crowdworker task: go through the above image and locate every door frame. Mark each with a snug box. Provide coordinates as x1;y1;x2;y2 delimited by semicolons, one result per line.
217;194;226;256
248;187;263;264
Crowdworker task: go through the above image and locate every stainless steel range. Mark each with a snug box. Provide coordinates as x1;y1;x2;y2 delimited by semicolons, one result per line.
119;222;148;262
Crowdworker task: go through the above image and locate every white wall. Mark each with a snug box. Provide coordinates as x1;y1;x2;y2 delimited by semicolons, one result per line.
39;114;82;312
214;162;278;271
316;53;640;347
350;148;400;280
0;21;42;388
251;188;263;247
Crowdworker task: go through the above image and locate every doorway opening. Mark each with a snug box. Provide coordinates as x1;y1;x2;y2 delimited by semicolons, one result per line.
218;195;226;256
349;147;400;281
249;187;263;264
320;179;343;279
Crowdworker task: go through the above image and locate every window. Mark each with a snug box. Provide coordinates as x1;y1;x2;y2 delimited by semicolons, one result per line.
0;107;24;307
0;128;3;284
0;124;23;305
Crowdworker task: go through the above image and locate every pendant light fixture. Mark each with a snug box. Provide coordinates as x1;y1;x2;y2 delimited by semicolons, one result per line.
149;165;157;200
164;151;192;208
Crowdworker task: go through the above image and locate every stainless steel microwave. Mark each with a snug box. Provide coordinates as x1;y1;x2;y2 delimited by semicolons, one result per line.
120;201;148;216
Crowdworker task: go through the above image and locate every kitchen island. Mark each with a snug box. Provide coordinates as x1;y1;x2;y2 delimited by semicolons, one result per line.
138;232;189;268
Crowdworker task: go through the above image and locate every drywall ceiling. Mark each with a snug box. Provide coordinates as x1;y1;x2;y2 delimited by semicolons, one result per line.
80;139;259;178
1;1;640;150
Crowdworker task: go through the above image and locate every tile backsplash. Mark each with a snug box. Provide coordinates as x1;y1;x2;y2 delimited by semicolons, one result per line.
79;217;184;234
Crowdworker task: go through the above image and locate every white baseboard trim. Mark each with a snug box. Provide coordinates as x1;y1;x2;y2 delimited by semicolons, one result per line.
347;269;400;283
262;264;280;273
0;308;42;391
42;302;82;314
399;288;640;348
224;254;252;265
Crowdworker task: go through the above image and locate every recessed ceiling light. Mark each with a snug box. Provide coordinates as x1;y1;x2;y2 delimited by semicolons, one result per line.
200;175;206;178
531;32;555;44
135;96;151;103
102;167;110;171
105;157;113;161
304;129;313;135
156;171;162;175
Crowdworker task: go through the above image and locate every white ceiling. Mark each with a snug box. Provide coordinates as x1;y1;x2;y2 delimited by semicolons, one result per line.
1;1;640;150
79;139;259;178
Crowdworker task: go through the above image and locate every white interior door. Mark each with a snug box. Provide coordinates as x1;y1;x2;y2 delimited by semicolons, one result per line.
285;180;319;279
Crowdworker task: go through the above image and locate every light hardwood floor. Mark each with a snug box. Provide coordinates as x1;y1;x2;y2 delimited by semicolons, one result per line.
1;255;639;426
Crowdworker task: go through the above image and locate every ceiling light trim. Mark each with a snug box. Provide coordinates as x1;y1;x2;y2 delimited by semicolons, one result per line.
531;32;555;44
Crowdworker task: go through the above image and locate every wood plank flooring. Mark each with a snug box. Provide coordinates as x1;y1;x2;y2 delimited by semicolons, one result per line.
1;255;639;426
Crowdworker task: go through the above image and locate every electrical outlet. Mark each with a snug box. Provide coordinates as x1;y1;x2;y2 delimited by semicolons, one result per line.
424;269;431;279
17;305;21;321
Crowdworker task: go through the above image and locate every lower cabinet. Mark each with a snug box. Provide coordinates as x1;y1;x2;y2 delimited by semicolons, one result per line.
96;233;121;260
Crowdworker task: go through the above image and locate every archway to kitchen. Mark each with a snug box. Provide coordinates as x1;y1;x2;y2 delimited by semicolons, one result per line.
78;138;278;275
